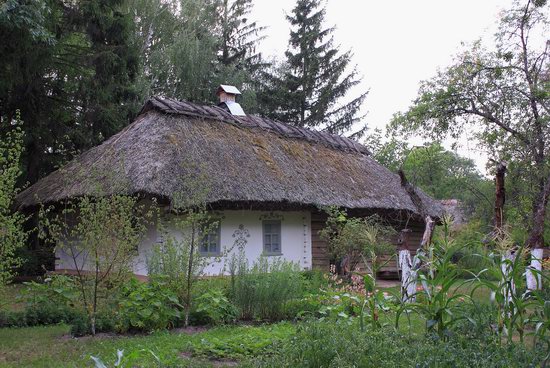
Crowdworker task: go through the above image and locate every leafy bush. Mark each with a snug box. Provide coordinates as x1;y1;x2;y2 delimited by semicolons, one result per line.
0;276;86;329
301;269;329;293
195;289;237;325
229;254;305;321
70;311;116;337
20;275;79;309
247;320;545;368
191;323;293;360
116;278;182;333
0;309;27;328
443;221;492;278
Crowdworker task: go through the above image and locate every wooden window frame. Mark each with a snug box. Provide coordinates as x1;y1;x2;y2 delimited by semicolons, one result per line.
262;220;282;256
200;221;221;256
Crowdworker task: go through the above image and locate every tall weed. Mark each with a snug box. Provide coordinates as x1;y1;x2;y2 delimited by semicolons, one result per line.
229;253;304;321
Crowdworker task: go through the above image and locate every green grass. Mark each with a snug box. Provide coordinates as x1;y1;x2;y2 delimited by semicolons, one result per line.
0;322;295;367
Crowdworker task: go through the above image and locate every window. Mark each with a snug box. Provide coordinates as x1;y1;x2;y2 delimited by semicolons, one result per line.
263;220;281;255
200;221;221;256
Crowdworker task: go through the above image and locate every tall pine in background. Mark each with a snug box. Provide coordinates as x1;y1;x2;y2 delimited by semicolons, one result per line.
0;0;139;185
78;0;140;148
260;0;367;136
217;0;265;71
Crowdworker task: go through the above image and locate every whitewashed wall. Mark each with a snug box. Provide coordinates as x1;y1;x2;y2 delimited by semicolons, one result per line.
55;209;313;277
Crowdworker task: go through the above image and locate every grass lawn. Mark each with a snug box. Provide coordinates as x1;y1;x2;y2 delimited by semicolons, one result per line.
0;322;294;367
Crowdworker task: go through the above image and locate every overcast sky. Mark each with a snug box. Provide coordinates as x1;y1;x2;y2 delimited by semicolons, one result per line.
252;0;516;173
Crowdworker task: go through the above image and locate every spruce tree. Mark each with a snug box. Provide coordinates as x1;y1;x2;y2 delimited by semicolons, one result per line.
262;0;367;136
78;0;140;148
217;0;265;71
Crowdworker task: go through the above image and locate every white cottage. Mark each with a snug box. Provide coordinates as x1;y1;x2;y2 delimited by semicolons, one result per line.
17;87;442;278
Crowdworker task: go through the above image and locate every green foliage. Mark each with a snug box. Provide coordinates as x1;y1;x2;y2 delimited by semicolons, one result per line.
20;275;78;310
0;111;26;293
191;323;293;360
396;237;472;338
91;349;161;368
40;195;152;335
229;253;305;321
439;221;492;278
0;276;83;329
364;132;492;221
148;207;221;327
390;0;550;244
470;244;549;345
116;278;182;333
0;0;140;187
319;207;394;273
258;0;367;135
195;288;237;325
125;0;264;111
248;320;545;368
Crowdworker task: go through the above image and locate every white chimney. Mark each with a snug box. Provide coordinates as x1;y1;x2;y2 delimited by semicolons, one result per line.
217;85;246;116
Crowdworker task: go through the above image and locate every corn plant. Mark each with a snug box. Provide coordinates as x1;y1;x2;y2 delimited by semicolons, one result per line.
395;230;472;339
357;274;393;332
529;297;550;366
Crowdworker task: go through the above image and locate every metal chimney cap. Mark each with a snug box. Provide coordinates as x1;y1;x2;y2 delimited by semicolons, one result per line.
217;85;242;95
221;101;246;116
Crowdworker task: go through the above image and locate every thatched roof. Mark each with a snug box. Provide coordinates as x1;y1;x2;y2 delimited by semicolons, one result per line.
17;97;443;218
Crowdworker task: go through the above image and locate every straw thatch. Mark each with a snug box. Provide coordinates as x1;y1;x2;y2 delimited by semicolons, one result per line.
16;97;443;218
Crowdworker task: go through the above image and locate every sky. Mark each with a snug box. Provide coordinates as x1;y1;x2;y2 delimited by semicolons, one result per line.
252;0;516;173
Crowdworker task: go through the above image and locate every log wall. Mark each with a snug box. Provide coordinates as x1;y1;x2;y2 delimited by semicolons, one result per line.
310;211;427;279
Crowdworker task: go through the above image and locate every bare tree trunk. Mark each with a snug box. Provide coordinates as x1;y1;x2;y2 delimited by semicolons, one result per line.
494;162;507;237
525;173;550;290
397;169;436;302
526;248;543;291
400;217;435;303
398;229;416;302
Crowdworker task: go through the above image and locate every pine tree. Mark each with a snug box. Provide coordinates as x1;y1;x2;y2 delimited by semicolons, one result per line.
217;0;265;71
261;0;367;136
78;0;140;148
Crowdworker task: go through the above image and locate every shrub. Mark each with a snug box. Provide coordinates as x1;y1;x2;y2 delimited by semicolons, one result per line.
0;309;27;328
301;269;329;293
21;275;79;310
229;254;305;321
0;275;85;329
70;311;116;337
116;278;182;333
248;320;545;368
195;289;237;325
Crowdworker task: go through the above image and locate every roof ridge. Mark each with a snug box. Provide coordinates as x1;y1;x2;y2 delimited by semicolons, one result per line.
140;96;370;155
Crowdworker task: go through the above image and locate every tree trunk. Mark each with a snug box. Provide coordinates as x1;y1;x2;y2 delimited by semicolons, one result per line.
524;172;550;290
398;229;416;302
526;248;543;291
401;217;435;303
494;161;507;237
